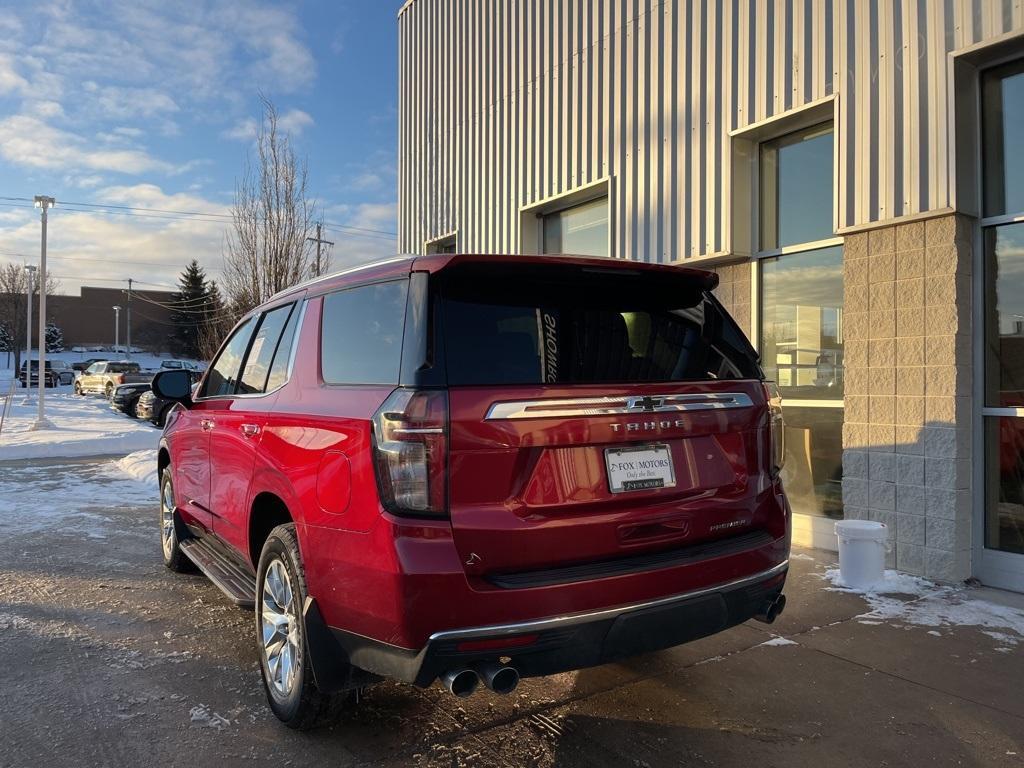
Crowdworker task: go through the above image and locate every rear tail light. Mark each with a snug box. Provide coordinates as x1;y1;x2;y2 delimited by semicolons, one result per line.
765;382;785;475
117;374;125;384
372;388;448;517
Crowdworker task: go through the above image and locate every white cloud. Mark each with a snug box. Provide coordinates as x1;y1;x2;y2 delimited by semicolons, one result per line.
0;115;175;175
82;81;179;119
0;53;29;95
223;108;314;142
0;184;230;294
222;117;257;142
278;109;314;135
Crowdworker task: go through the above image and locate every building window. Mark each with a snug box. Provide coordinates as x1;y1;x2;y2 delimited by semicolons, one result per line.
757;122;843;520
541;196;608;257
426;234;457;254
759;124;834;250
983;59;1024;557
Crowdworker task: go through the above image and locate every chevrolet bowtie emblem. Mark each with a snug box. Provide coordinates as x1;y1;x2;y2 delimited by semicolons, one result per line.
626;396;665;412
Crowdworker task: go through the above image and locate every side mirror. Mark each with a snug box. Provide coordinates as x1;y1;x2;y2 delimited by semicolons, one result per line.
152;369;194;406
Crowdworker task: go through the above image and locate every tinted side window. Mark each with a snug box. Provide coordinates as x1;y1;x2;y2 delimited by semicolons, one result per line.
201;317;256;397
266;303;302;392
321;281;408;385
238;304;294;394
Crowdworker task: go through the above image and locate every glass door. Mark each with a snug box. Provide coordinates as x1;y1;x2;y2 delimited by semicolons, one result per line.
756;123;844;550
979;59;1024;590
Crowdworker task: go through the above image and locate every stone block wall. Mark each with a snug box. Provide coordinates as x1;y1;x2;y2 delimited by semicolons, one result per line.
711;262;752;337
841;214;974;582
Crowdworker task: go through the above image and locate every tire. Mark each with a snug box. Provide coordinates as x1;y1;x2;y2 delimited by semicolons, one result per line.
105;382;114;399
74;381;83;395
256;524;347;729
159;468;193;573
156;404;172;428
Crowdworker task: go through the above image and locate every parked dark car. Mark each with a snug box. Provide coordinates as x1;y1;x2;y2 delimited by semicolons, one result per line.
137;372;200;426
19;360;75;387
72;357;109;372
111;382;152;416
153;254;790;729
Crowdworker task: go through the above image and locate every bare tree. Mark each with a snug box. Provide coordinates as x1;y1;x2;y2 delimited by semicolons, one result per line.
0;262;60;372
222;95;317;316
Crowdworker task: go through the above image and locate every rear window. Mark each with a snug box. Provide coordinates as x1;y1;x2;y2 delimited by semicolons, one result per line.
438;263;760;386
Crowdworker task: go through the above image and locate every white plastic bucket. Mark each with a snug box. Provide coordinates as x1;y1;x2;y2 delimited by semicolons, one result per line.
835;520;888;589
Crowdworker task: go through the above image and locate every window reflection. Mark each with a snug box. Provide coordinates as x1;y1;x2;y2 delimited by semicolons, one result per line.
542;197;609;257
760;124;834;249
984;222;1024;408
985;417;1024;554
982;60;1024;218
780;406;844;519
760;246;845;400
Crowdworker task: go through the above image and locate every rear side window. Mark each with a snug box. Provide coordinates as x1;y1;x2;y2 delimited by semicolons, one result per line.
238;303;295;394
108;363;140;373
321;280;408;384
201;316;256;397
439;264;760;386
266;303;301;392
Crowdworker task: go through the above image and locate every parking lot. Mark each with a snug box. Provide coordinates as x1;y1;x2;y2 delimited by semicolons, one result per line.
0;457;1021;768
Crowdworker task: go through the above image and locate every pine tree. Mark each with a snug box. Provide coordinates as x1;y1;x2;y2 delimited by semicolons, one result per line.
45;323;64;353
0;323;12;368
169;260;211;359
197;280;234;362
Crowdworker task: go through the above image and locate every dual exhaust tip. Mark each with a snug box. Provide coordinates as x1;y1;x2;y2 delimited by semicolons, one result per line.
442;662;519;698
753;593;787;624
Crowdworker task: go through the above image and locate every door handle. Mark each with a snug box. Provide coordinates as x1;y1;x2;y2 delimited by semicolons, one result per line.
200;418;215;431
241;423;260;438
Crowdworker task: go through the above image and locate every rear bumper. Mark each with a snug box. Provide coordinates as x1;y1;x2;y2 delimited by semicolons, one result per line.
327;560;787;687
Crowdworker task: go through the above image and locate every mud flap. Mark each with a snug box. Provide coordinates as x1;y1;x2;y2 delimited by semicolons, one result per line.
302;596;379;693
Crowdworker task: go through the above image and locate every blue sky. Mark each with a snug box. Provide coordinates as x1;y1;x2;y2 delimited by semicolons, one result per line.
0;0;402;294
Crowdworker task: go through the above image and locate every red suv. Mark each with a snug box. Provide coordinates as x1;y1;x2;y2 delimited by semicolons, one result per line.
152;254;790;729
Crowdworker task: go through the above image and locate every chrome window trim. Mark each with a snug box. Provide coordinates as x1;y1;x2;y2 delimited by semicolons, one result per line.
428;560;788;643
485;391;755;420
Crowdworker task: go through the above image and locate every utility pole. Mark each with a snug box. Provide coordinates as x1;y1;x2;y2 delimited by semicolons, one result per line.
31;195;55;431
125;278;133;359
21;265;37;405
306;222;333;277
112;305;121;352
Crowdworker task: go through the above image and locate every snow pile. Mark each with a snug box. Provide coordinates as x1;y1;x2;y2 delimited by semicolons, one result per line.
113;450;158;487
0;392;158;461
821;567;1024;647
759;636;798;647
0;458;157;536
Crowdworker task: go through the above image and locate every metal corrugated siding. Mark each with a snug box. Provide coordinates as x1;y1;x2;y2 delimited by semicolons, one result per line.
398;0;1024;260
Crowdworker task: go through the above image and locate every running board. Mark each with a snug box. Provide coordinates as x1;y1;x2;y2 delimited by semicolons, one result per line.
180;537;257;609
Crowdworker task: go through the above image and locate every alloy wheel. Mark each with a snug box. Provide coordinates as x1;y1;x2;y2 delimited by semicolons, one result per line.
160;477;175;559
261;559;300;697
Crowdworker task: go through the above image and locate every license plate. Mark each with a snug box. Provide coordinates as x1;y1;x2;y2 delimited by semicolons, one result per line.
605;444;676;493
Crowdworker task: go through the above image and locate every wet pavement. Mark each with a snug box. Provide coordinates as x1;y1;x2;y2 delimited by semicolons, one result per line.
0;458;1022;767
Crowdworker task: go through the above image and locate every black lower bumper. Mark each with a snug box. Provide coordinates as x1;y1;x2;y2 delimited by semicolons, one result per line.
319;561;788;690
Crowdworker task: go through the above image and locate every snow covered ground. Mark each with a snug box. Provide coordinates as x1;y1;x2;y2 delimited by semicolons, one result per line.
0;390;159;461
819;566;1024;652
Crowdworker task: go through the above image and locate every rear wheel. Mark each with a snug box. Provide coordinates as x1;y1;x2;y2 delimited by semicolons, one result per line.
256;524;347;729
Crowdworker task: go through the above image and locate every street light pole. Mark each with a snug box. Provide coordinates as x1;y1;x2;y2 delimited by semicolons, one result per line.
31;195;55;431
21;265;37;405
113;305;121;352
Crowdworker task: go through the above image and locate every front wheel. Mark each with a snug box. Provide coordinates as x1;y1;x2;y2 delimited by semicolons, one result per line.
74;381;83;395
105;382;114;399
160;469;193;572
256;524;346;729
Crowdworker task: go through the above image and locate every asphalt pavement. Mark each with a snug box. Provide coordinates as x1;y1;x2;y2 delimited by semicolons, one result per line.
0;458;1021;767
